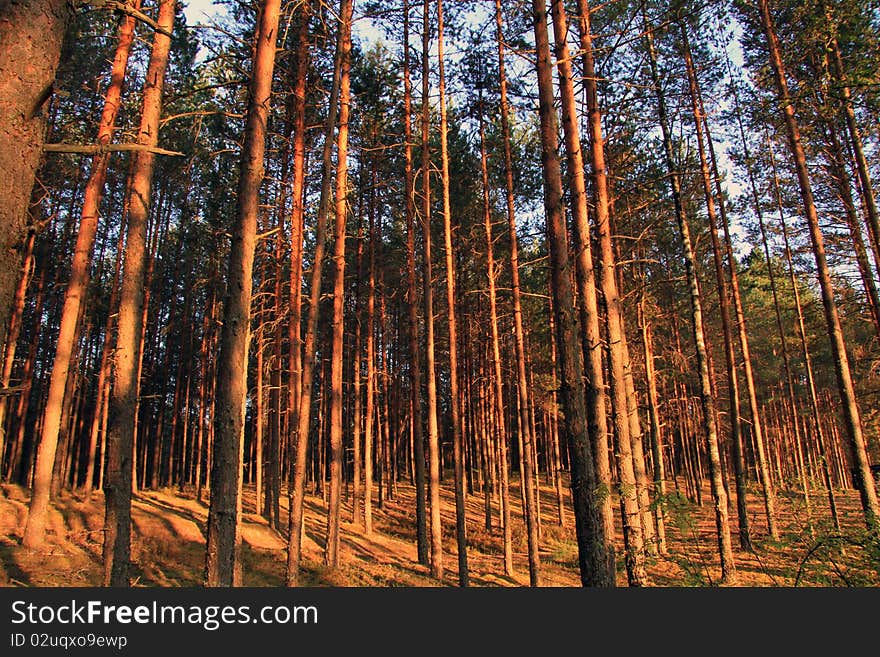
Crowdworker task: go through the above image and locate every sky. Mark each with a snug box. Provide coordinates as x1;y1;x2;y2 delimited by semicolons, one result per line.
178;0;752;255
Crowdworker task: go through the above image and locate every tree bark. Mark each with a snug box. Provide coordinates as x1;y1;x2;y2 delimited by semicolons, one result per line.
287;0;344;586
21;1;139;547
421;0;443;582
531;0;614;587
324;0;354;569
436;0;469;588
402;0;428;565
205;0;282;586
571;0;646;583
101;0;176;585
644;12;736;582
0;0;72;357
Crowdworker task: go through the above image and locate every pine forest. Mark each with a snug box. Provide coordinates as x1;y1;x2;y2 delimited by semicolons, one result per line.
1;0;880;588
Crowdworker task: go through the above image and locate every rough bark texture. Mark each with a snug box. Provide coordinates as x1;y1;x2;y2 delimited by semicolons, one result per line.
101;0;176;586
0;0;72;359
531;0;614;587
572;0;645;584
205;0;282;586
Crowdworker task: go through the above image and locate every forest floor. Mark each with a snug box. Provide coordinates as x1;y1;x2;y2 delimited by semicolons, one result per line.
1;474;878;587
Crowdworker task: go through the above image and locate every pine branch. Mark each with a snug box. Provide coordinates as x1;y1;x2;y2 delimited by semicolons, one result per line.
85;0;174;37
43;143;184;156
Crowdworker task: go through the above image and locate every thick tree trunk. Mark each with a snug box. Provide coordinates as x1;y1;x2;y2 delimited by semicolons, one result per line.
205;0;282;586
0;0;72;357
531;0;614;587
757;0;879;526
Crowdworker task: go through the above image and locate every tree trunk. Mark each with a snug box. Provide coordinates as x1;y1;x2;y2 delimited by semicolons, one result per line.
420;0;444;582
0;230;36;472
435;0;469;588
285;0;309;570
644;12;735;582
101;0;176;585
287;0;344;586
324;0;354;569
205;0;282;586
0;0;72;356
401;0;428;565
680;21;754;550
531;0;614;587
571;0;645;583
768;138;840;529
492;0;524;577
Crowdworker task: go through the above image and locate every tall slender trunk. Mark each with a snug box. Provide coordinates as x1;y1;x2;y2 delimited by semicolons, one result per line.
287;0;345;586
638;290;666;554
644;12;735;582
680;22;754;550
756;0;878;526
285;0;309;573
324;0;354;569
726;47;814;528
401;0;428;565
768;138;840;529
697;56;779;542
100;0;176;585
421;0;443;581
571;0;645;583
820;118;880;335
477;87;514;578
363;172;376;536
21;3;140;548
827;29;880;269
205;0;282;586
0;230;36;471
531;0;614;587
492;0;522;576
435;0;468;588
403;0;428;565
